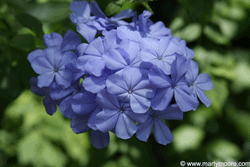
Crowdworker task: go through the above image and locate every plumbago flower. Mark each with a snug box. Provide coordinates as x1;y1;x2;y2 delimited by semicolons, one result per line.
27;0;213;149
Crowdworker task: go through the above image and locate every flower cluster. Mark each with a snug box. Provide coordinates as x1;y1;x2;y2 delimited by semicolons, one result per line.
28;0;213;149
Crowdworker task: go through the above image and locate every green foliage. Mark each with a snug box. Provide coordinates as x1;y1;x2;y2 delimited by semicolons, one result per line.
16;13;43;37
27;2;71;23
105;0;126;16
172;125;205;153
10;34;35;51
207;139;242;161
1;0;250;166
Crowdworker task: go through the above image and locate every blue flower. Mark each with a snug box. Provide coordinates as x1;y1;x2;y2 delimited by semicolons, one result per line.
95;90;149;139
71;91;98;115
185;60;213;107
82;68;113;93
106;67;155;113
172;37;195;59
140;37;178;75
77;30;120;77
136;104;183;145
30;78;59;115
90;130;110;149
136;10;172;38
28;0;214;148
28;31;81;88
28;47;75;88
103;41;142;71
90;1;134;30
71;107;110;149
70;0;134;43
43;31;81;52
50;80;85;118
77;37;106;77
148;55;199;111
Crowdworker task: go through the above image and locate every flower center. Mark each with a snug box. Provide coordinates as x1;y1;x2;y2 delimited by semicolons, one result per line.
120;107;124;113
54;68;58;72
128;90;132;94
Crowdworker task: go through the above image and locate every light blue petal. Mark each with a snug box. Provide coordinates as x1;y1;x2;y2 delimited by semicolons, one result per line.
71;92;97;115
43;33;63;47
151;88;174;111
106;74;128;94
155;104;183;120
115;113;137;139
95;109;119;132
59;95;75;118
37;72;55;88
61;31;81;52
136;117;153;142
96;90;120;109
174;87;199;112
148;65;172;88
194;73;213;91
130;94;150;113
77;24;97;43
154;119;173;145
194;87;212;107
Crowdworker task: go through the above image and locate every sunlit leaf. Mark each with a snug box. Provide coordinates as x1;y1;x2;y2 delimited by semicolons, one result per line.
105;0;126;16
204;25;230;45
169;17;185;31
231;60;250;92
172;125;205;153
207;139;242;161
206;79;229;111
173;23;202;42
18;131;67;167
27;2;70;23
215;1;247;20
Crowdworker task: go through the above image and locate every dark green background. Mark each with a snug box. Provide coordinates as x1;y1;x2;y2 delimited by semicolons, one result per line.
0;0;250;166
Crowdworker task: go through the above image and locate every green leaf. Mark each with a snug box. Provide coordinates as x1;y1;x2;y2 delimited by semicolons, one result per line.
204;24;230;45
105;2;122;16
189;106;219;128
169;17;185;32
214;1;247;21
173;23;202;42
207;139;242;161
129;0;154;2
206;79;229;111
209;66;234;80
105;0;126;16
227;106;250;140
16;13;43;36
27;2;70;23
141;2;154;14
10;34;35;51
172;125;205;153
232;60;250;92
18;131;67;167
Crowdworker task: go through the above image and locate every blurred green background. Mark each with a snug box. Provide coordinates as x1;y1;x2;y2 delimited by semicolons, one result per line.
0;0;250;166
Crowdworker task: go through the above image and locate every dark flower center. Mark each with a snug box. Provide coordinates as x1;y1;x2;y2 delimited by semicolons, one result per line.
120;107;124;113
